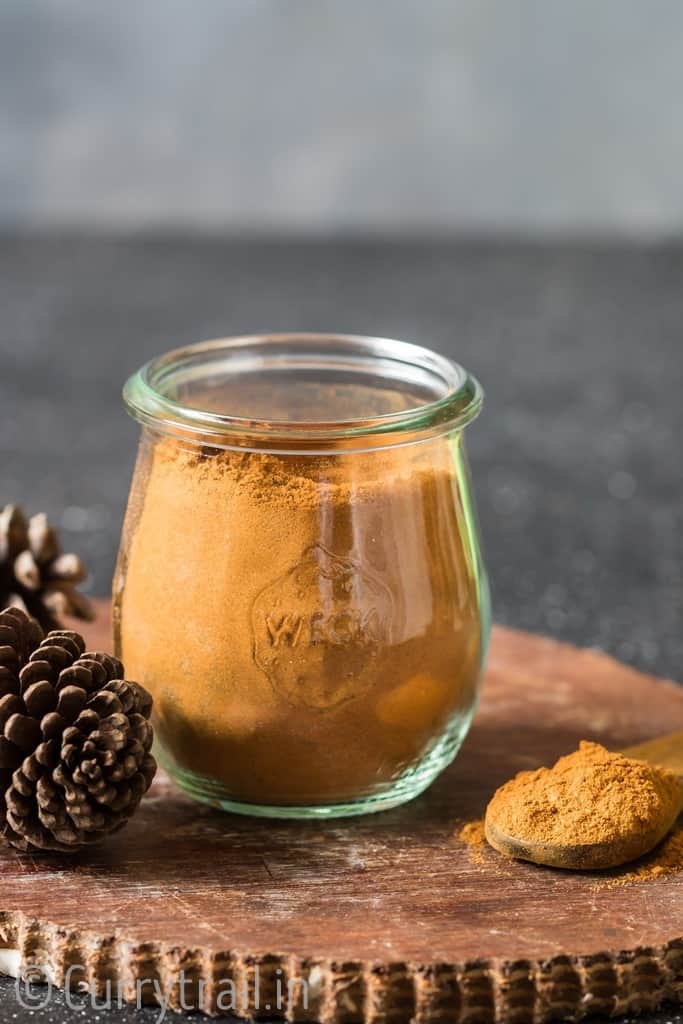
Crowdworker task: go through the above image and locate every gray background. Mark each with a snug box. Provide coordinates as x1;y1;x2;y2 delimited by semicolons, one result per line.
2;0;683;235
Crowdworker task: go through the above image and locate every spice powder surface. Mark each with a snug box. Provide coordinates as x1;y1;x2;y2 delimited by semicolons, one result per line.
485;741;681;849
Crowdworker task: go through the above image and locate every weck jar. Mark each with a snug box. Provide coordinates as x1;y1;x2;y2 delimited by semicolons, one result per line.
114;334;489;817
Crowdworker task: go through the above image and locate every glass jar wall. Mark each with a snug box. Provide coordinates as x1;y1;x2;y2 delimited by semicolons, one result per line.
114;334;489;817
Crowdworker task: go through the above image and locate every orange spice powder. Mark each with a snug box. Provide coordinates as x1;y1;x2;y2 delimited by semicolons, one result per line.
114;432;483;807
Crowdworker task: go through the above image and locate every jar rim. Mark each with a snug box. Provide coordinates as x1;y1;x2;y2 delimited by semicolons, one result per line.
123;333;483;452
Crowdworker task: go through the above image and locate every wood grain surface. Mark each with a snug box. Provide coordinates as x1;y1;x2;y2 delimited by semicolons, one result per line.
0;599;682;1022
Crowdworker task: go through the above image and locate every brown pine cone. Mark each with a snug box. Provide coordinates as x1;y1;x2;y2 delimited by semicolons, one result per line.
0;606;156;852
0;504;95;630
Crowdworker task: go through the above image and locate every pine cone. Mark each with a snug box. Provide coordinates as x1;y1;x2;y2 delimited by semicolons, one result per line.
0;606;156;852
0;504;95;630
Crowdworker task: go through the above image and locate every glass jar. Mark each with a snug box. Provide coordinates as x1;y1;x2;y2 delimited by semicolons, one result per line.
114;334;489;818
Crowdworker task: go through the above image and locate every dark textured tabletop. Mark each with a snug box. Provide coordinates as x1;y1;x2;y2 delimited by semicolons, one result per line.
0;234;682;1023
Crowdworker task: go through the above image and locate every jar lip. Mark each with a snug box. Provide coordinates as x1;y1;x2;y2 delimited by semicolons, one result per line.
123;333;483;451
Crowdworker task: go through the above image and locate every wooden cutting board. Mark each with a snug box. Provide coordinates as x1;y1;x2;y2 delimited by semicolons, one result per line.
0;599;682;1023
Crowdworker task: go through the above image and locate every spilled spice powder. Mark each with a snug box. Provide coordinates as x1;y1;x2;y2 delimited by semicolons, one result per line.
458;818;488;864
603;825;683;887
460;819;486;847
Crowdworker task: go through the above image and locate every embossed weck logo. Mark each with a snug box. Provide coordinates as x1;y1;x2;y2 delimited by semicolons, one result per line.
252;544;393;710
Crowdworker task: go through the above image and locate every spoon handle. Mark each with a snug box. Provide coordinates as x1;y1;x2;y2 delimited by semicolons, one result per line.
623;729;683;777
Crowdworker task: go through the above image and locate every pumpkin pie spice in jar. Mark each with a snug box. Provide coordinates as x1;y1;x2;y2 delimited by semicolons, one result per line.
114;334;489;817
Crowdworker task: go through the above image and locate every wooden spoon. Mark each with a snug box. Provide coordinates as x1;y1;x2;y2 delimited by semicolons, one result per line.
485;729;683;870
